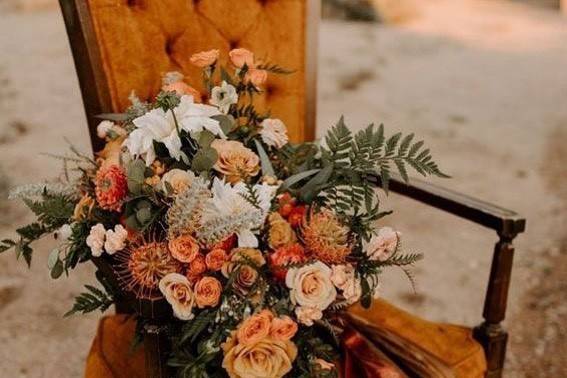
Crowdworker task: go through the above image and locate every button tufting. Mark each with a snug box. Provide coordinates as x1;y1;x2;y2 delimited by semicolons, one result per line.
229;40;239;50
165;37;178;55
126;0;141;7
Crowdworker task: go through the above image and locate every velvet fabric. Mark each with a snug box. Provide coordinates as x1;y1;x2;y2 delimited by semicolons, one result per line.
85;299;486;377
86;0;309;142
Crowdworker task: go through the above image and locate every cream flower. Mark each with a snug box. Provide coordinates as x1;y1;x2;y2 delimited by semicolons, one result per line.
342;277;362;304
294;306;322;326
331;264;361;304
123;95;224;166
286;262;337;314
210;81;238;114
161;169;195;194
222;333;297;378
260;119;289;148
211;139;260;183
96;120;114;139
104;225;128;255
364;227;401;262
54;224;72;242
159;273;195;320
86;223;106;257
200;178;277;248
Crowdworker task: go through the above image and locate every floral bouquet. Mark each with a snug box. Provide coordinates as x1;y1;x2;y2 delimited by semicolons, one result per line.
1;48;447;378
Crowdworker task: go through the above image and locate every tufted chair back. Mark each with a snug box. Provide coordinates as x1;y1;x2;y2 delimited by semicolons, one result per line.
60;0;320;151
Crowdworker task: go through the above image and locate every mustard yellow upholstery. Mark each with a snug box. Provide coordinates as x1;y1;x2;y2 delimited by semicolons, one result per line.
86;0;309;142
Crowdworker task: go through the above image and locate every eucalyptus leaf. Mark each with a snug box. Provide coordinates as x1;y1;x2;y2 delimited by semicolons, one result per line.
254;139;275;177
211;114;235;136
47;249;60;270
191;147;218;173
136;207;152;225
51;259;64;279
197;130;216;148
299;164;333;202
126;159;146;194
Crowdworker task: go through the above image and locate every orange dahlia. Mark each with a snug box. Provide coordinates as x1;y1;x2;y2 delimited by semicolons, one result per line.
301;209;352;264
94;164;127;211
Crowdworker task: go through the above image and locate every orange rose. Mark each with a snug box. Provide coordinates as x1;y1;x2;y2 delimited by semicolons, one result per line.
270;316;298;341
244;68;268;88
186;253;207;282
194;276;222;308
229;48;254;68
236;310;274;346
168;235;200;263
205;248;228;271
233;265;259;296
189;49;219;67
162;82;202;103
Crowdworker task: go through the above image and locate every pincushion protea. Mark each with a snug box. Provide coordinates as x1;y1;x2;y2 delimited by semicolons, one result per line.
94;164;127;211
115;238;182;299
301;209;352;264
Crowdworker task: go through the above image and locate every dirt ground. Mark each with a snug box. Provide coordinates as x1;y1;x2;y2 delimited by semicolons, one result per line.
0;0;566;377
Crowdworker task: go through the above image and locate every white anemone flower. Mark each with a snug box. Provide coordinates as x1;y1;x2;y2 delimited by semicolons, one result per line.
123;95;224;166
210;81;238;114
200;178;278;248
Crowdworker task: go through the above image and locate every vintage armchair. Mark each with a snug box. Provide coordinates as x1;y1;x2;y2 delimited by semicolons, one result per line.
58;1;526;377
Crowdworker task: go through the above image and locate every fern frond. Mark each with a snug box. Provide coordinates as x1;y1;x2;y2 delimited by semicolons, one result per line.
64;284;113;317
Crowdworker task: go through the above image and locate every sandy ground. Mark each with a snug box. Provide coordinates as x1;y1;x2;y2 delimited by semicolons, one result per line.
0;0;566;376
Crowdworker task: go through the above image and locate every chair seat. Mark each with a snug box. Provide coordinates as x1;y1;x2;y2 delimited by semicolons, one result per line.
347;299;487;378
85;299;486;378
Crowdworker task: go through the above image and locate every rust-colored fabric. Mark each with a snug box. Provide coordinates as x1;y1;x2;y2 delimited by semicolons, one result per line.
86;0;309;142
346;299;487;378
85;314;146;378
85;299;486;377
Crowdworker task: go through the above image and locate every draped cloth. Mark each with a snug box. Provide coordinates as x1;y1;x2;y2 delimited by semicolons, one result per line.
85;299;486;378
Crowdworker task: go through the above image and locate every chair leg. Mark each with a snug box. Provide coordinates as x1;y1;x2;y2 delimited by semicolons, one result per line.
144;322;171;378
473;233;517;378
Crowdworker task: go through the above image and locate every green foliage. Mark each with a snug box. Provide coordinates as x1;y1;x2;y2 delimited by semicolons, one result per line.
155;91;181;112
65;284;113;317
255;63;295;75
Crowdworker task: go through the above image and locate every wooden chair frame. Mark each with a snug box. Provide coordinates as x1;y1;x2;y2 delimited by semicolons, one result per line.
59;1;526;377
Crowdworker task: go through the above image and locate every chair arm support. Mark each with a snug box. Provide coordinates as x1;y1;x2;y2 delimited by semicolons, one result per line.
368;173;526;237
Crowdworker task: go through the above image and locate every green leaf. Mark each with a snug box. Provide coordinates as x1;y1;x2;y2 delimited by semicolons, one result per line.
126;159;146;194
281;169;321;190
299;164;333;202
197;130;216;148
254;139;275;177
211;114;236;136
47;249;60;269
191;147;218;173
360;278;372;309
50;259;64;279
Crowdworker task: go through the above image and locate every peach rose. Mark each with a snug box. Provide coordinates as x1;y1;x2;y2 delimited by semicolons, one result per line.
268;213;296;250
186;253;207;282
270;316;298;341
222;332;297;378
364;227;401;262
236;310;274;346
168;234;200;263
233;264;259;296
194;276;222;308
229;48;254;68
161;169;196;195
205;248;228;271
294;306;322;326
211;139;260;184
222;248;266;277
244;68;268;88
162;82;202;103
159;273;195;320
190;49;219;67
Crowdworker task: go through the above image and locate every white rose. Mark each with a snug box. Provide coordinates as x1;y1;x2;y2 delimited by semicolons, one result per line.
286;262;336;311
364;227;401;262
104;225;128;255
161;169;195;194
86;223;106;257
210;81;238;114
294;306;322;326
159;273;196;320
260;118;289;148
55;224;72;242
96;120;114;139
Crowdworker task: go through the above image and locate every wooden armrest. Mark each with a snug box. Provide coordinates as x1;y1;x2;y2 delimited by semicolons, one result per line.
369;173;526;237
